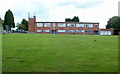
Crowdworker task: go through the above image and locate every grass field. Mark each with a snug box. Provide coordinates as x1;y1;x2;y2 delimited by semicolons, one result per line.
2;34;118;72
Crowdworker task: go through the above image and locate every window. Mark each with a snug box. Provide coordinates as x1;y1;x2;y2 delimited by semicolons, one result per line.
44;30;50;32
53;23;56;27
76;30;84;33
85;24;93;28
85;30;92;33
58;30;66;32
108;31;112;35
58;23;66;27
37;30;42;32
76;24;84;27
100;31;112;35
37;23;43;27
44;23;51;27
67;30;75;32
67;24;75;27
95;24;98;28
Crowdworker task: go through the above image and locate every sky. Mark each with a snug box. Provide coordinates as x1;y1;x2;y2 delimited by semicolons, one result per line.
0;0;119;28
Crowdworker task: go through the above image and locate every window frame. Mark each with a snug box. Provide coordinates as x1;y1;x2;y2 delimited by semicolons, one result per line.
37;23;43;27
37;30;42;32
44;23;51;27
85;24;93;28
44;30;50;32
58;30;66;32
58;23;66;27
67;23;75;27
76;24;84;27
76;30;84;33
67;30;75;33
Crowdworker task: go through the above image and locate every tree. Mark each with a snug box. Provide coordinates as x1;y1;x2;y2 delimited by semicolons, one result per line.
0;17;3;28
65;16;80;22
106;16;120;30
72;16;79;22
3;9;15;30
65;18;72;22
0;17;3;25
17;19;28;31
21;19;28;31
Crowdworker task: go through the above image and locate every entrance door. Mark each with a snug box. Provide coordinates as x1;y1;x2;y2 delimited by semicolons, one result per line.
93;31;99;35
51;30;57;34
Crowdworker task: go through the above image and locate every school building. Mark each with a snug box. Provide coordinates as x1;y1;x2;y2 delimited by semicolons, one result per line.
28;16;114;35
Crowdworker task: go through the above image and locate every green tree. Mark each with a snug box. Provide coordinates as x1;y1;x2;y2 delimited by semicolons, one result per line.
0;17;3;25
0;17;3;28
21;19;28;31
106;16;120;30
17;19;28;31
3;9;15;30
72;16;79;22
65;18;72;22
65;16;80;22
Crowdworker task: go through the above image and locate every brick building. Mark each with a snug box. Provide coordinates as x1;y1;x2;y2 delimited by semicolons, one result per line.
28;16;114;35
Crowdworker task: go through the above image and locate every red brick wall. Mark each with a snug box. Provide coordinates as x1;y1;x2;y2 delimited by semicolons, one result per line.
28;17;100;35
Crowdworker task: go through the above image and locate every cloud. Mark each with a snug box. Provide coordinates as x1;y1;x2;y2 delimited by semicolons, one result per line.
0;0;119;28
58;1;103;9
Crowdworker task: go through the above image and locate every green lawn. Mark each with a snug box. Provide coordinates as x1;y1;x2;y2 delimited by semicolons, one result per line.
2;34;118;72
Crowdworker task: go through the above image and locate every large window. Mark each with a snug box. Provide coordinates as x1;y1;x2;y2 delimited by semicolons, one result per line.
100;31;112;35
58;23;66;27
44;30;50;32
94;24;98;28
76;24;84;27
76;30;84;33
37;23;43;27
37;30;42;32
44;23;51;27
67;30;75;33
67;24;75;27
58;30;66;32
85;30;92;33
85;24;93;28
53;23;56;27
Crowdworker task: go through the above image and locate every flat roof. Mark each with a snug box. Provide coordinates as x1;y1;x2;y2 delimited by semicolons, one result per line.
35;22;99;24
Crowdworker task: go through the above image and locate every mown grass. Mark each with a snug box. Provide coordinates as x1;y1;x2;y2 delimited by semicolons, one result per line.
2;34;118;72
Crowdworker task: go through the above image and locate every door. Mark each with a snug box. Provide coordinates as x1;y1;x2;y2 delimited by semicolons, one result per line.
93;31;99;35
51;30;57;34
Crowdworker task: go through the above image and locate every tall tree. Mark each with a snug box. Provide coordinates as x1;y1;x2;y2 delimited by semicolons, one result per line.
65;16;80;22
0;17;3;25
17;19;28;31
65;18;72;22
3;9;15;30
106;16;120;30
72;16;79;22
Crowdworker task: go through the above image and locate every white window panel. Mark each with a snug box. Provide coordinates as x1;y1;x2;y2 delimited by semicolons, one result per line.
44;23;51;27
76;24;84;27
76;30;84;33
108;31;112;35
95;24;98;28
58;23;66;27
67;24;75;27
37;23;43;27
100;31;104;35
53;23;56;27
85;24;93;28
37;30;42;32
58;30;66;32
100;31;112;35
67;30;75;32
44;30;50;32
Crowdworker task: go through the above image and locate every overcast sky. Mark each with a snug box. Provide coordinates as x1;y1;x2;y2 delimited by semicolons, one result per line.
0;0;119;28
